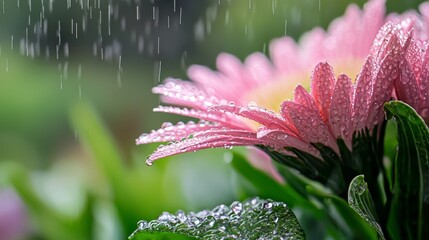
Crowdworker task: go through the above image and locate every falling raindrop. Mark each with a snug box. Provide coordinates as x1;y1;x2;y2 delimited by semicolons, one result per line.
158;60;162;83
179;7;182;24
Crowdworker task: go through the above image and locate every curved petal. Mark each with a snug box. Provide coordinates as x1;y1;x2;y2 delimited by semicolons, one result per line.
310;62;336;122
145;129;270;164
136;121;221;144
153;78;224;109
153;106;244;129
329;74;353;145
367;34;402;127
269;37;302;74
281;101;338;152
211;103;298;135
353;56;374;131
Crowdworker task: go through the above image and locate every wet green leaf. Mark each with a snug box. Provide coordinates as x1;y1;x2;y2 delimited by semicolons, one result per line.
70;102;125;186
307;185;378;240
129;198;305;240
348;175;384;239
384;101;429;240
230;151;320;214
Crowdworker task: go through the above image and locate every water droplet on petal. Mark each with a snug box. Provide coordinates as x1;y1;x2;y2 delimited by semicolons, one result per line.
145;158;153;166
247;101;258;108
161;122;173;128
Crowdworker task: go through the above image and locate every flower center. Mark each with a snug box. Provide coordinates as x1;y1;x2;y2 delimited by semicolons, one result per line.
240;58;364;129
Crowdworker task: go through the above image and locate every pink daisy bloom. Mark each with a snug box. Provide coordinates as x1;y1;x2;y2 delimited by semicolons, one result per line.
136;0;416;189
386;3;429;123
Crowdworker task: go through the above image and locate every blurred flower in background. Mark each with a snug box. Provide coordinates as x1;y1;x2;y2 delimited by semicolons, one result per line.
0;189;29;240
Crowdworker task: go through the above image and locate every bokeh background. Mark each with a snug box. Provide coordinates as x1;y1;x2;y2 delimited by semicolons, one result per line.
0;0;425;239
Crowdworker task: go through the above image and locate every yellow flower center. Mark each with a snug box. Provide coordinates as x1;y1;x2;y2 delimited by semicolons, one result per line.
240;58;364;129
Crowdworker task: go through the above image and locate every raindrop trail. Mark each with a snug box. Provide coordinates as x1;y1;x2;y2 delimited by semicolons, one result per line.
158;60;162;83
60;75;63;90
78;84;82;99
108;4;111;35
157;37;160;55
136;5;139;20
272;0;275;14
179;7;182;24
78;64;82;80
284;20;287;35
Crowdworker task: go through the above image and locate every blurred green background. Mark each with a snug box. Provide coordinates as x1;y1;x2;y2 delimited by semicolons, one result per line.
0;0;424;239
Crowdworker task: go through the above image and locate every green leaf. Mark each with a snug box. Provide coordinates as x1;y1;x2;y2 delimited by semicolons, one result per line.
348;175;385;239
230;151;321;214
384;101;429;240
307;185;378;240
129;198;305;240
70;101;125;189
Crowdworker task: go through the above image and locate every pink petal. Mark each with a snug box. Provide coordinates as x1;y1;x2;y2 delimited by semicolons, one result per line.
211;103;298;136
281;101;338;152
367;34;402;127
353;57;374;131
269;37;302;74
136;121;221;144
300;28;327;65
327;4;361;58
310;62;336;122
420;2;429;28
293;85;317;110
216;53;250;85
244;52;275;84
187;65;228;94
153;78;223;109
404;37;423;81
146;129;268;164
370;22;395;60
359;0;386;56
329;74;353;145
395;38;421;111
256;127;319;156
419;44;429;110
153;106;244;129
395;60;420;111
246;146;284;183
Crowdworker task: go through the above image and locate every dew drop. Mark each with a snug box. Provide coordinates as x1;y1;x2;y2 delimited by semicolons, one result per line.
137;220;148;230
263;202;273;209
161;122;174;128
231;201;243;214
145;158;153;166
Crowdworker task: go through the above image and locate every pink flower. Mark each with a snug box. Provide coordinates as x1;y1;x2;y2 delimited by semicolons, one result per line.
136;0;413;170
385;3;429;123
0;189;29;240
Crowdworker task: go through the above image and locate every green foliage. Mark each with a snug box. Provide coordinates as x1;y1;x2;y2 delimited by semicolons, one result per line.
384;101;429;240
348;175;385;239
230;151;378;239
129;198;305;240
